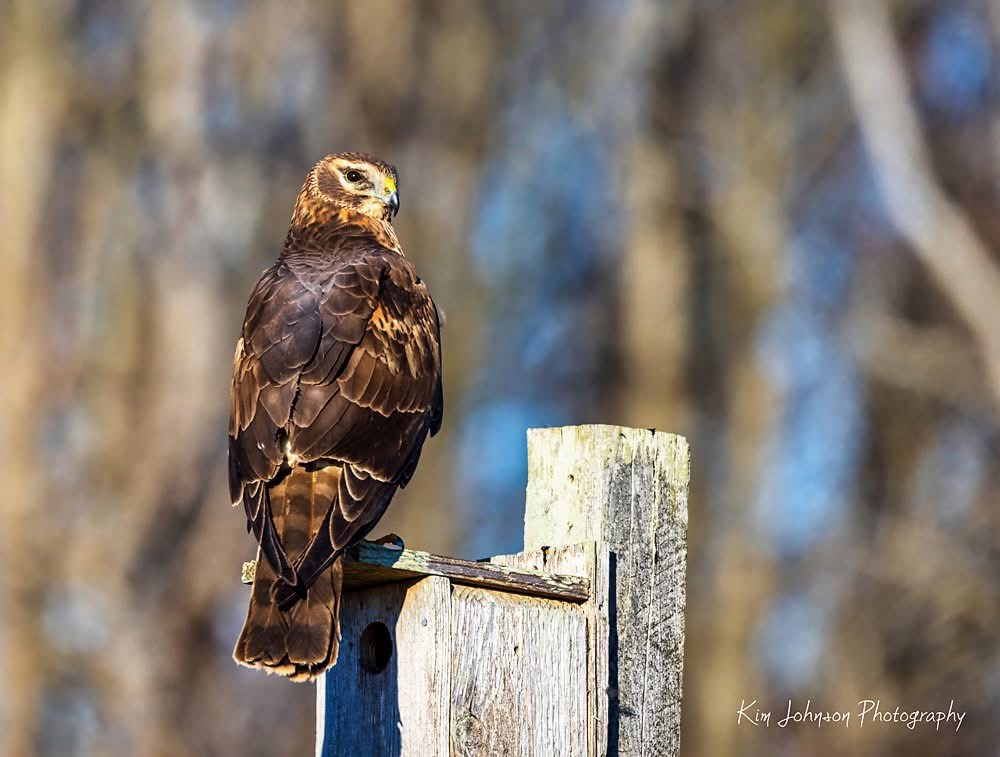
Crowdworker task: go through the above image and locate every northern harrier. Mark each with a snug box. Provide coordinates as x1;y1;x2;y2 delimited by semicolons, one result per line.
229;153;443;680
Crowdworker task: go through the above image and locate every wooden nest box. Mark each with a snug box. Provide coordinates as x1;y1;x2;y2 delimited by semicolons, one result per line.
315;425;689;757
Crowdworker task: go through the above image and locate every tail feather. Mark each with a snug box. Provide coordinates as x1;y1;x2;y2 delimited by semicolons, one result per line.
239;554;290;665
286;558;341;667
234;467;343;681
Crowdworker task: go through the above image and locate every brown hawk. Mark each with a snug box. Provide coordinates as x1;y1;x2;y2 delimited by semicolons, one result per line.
229;153;443;680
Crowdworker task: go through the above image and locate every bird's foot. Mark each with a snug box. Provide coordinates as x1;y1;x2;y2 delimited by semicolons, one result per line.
370;533;405;551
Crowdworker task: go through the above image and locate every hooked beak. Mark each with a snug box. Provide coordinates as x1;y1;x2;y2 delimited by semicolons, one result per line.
386;190;400;218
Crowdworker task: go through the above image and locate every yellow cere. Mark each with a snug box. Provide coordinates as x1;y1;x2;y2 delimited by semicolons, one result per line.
384;176;396;193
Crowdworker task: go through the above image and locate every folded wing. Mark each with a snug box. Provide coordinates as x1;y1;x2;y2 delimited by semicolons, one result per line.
228;249;443;591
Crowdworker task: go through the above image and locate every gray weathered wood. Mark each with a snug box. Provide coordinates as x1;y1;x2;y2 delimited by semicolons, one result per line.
317;576;451;756
343;541;590;602
315;542;606;757
449;584;589;756
524;425;689;757
492;543;611;757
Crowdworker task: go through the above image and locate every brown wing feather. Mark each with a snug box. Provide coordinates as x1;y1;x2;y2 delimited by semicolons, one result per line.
229;245;442;602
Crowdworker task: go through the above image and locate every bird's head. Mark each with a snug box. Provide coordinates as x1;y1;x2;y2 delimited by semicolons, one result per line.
302;152;400;223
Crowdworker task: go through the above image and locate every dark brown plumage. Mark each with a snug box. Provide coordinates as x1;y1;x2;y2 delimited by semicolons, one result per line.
229;152;442;681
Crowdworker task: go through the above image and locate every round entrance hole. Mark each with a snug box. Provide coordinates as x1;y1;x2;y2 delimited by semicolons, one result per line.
359;622;393;674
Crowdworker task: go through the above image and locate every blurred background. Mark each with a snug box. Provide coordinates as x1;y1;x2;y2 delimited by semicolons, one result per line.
1;0;998;755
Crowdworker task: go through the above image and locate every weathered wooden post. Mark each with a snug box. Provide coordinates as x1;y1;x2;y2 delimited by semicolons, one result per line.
315;425;689;756
522;426;689;754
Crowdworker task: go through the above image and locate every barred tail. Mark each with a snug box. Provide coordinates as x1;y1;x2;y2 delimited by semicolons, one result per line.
234;467;343;681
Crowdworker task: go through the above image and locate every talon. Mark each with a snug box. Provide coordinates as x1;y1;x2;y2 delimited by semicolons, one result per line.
371;533;405;551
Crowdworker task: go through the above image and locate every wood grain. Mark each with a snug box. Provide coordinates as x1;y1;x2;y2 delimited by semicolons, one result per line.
492;543;611;757
449;585;589;756
317;576;451;756
524;425;689;757
343;541;590;602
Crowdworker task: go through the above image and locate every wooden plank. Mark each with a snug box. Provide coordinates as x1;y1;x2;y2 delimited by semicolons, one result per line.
492;543;611;757
449;585;589;756
524;425;689;757
340;541;590;602
317;576;451;757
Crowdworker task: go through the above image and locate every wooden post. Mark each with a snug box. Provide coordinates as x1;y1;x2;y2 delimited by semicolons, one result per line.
314;424;689;757
524;425;689;756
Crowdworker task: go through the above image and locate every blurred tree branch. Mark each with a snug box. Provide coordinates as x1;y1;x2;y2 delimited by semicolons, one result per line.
849;306;987;406
831;0;1000;408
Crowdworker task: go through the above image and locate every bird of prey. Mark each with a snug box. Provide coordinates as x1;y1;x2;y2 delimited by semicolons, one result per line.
229;152;443;680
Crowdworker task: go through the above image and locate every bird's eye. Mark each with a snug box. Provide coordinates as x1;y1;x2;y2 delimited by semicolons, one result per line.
345;170;363;183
